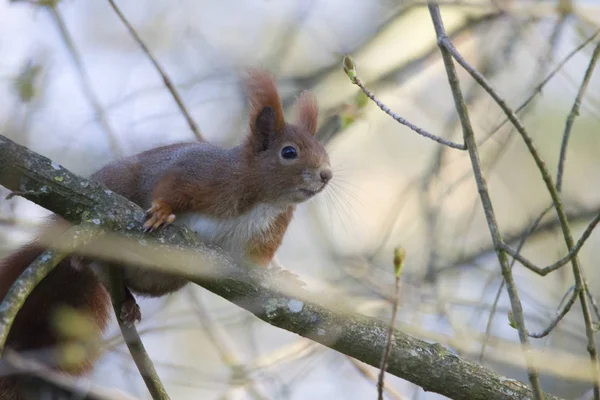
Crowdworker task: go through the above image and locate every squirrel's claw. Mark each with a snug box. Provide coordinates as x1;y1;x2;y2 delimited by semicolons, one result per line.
143;201;176;232
120;297;142;327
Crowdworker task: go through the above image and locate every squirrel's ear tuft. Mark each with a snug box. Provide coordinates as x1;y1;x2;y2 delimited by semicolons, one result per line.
246;69;285;142
293;90;318;135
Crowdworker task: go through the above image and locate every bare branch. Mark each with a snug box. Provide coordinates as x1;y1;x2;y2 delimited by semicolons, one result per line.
0;224;99;356
528;286;579;339
0;350;139;400
186;288;270;400
350;358;407;400
108;269;171;400
342;57;466;150
427;4;544;398
378;248;404;399
502;210;600;275
47;4;123;155
106;0;205;142
442;205;600;272
0;134;565;400
557;40;600;190
480;29;600;147
435;12;600;396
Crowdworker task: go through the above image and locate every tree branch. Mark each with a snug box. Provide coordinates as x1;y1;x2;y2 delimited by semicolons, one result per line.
105;0;204;142
0;224;99;356
434;13;600;396
427;4;544;398
0;134;564;400
108;269;170;400
0;350;139;400
501;207;600;275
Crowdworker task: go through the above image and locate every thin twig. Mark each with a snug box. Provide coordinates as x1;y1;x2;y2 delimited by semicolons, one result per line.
356;77;466;150
502;211;600;275
437;16;600;398
586;286;600;323
378;248;404;399
422;37;509;283
478;205;552;362
186;288;270;400
480;28;600;146
47;5;123;155
350;358;407;400
443;205;600;273
557;40;600;190
343;58;466;150
108;269;171;400
380;29;600;277
106;0;204;142
529;287;580;339
0;132;570;400
427;4;544;398
0;224;98;356
0;350;140;400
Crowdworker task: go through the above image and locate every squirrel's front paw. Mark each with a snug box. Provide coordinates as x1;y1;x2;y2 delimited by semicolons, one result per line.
143;200;176;232
120;297;142;327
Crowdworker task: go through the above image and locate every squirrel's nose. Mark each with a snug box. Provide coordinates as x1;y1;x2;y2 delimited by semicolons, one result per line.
319;168;333;183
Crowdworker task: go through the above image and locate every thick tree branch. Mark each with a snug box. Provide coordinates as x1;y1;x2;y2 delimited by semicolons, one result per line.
0;134;564;400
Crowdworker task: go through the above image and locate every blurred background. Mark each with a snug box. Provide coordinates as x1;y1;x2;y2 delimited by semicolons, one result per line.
1;0;600;399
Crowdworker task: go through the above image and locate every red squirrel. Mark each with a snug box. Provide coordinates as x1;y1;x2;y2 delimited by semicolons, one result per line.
0;69;332;399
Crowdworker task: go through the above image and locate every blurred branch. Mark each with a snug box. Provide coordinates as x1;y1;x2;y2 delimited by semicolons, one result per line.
528;286;578;339
349;358;407;400
0;350;139;400
0;224;99;356
186;288;270;400
378;248;404;400
0;134;565;400
442;205;600;272
281;9;502;119
478;205;551;362
480;27;600;147
106;0;205;142
108;269;171;400
46;3;123;155
427;4;544;398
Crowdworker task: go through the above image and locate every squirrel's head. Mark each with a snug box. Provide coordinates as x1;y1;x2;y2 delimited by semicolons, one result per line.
244;69;331;206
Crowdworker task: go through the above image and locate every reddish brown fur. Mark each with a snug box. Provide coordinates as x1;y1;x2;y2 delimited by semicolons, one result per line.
0;219;111;399
0;69;330;398
246;206;296;267
293;91;319;135
247;68;286;135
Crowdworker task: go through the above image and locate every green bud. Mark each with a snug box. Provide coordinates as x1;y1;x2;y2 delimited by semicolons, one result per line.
340;114;355;130
14;61;42;104
393;247;405;278
355;91;368;109
343;55;357;82
56;342;88;369
51;306;98;339
38;0;60;7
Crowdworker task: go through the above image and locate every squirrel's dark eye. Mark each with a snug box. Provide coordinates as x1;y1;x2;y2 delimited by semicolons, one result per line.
280;146;298;160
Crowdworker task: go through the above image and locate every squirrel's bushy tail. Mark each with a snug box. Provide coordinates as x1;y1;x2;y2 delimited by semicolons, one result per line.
0;219;111;399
